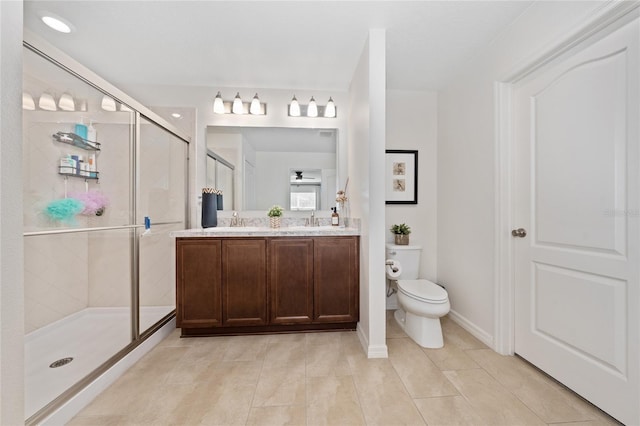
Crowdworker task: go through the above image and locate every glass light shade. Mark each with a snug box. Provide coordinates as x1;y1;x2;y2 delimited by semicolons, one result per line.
22;92;36;110
250;93;261;115
101;96;117;111
38;93;57;111
120;103;133;112
232;92;244;114
58;93;75;111
289;95;301;117
324;97;336;118
213;92;225;114
307;97;318;117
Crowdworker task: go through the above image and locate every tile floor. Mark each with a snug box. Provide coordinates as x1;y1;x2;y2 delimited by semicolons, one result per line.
69;312;620;425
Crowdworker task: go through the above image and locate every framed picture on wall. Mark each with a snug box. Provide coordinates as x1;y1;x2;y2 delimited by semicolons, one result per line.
385;150;418;204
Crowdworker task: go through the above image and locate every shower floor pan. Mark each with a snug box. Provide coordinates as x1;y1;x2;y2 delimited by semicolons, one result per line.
25;306;173;419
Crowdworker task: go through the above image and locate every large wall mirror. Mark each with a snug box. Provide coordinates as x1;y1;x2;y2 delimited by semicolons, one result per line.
206;126;337;212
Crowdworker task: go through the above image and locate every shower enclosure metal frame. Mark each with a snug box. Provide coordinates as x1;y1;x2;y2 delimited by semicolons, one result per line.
23;35;191;425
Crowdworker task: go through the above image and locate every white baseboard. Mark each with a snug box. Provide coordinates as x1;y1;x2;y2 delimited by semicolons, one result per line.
40;318;176;426
447;309;494;348
356;323;388;358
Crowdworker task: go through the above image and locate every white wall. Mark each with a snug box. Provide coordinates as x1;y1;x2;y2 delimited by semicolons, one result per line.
350;29;387;358
0;1;25;423
437;1;610;346
385;90;438;284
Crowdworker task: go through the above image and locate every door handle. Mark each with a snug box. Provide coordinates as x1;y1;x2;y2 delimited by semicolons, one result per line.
511;228;527;238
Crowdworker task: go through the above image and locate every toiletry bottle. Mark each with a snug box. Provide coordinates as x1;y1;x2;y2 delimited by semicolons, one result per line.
74;118;88;140
87;120;97;142
331;207;340;226
88;154;97;178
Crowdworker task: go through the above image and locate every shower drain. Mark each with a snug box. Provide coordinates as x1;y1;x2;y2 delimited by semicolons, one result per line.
49;357;73;368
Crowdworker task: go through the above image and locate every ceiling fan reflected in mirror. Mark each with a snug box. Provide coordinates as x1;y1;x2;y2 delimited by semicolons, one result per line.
294;171;314;180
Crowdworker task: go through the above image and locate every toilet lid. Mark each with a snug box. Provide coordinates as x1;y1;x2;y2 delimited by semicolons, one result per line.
397;279;448;303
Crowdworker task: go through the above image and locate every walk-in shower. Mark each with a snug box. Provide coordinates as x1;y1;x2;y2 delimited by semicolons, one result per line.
22;42;189;423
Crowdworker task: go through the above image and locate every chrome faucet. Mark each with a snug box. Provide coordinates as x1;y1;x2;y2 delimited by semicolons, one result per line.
230;211;240;227
306;210;318;227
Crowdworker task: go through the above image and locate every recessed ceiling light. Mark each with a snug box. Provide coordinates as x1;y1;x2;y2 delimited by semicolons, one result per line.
171;112;182;119
41;15;72;33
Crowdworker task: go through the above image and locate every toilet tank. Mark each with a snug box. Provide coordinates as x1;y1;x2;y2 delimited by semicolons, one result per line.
386;244;422;280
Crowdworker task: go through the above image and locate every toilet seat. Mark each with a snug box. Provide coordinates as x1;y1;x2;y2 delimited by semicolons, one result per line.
397;279;448;303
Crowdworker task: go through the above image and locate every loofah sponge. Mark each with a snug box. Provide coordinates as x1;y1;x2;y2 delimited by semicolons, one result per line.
69;190;109;216
44;198;85;224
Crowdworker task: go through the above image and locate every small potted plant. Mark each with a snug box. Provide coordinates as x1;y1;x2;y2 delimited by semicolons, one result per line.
267;205;284;228
390;223;411;245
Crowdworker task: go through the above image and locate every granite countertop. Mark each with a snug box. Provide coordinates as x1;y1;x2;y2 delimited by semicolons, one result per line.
172;225;360;237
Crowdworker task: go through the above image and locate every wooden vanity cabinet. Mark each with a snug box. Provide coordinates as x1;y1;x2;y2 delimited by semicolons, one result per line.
176;235;359;336
314;237;359;323
222;239;267;326
176;238;222;328
269;238;314;324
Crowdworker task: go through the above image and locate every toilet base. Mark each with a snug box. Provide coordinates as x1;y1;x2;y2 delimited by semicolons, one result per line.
394;308;444;349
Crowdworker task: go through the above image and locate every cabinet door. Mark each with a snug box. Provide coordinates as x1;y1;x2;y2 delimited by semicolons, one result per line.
176;238;222;328
314;237;359;323
222;239;267;326
269;238;314;324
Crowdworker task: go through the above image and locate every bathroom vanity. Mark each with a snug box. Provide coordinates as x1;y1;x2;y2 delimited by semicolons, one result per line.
173;227;359;336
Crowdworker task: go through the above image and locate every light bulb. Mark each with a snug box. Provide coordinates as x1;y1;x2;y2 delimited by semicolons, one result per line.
38;93;57;111
250;93;261;115
58;93;75;111
289;95;301;117
307;96;318;117
213;91;225;114
232;92;244;114
22;92;36;110
324;97;336;118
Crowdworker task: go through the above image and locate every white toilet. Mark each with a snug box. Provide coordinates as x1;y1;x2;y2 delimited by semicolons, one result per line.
386;244;450;348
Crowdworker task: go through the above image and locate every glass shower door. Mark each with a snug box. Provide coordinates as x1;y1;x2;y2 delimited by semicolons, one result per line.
137;116;188;335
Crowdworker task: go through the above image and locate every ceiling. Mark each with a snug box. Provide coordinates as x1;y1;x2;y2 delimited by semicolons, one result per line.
23;1;533;92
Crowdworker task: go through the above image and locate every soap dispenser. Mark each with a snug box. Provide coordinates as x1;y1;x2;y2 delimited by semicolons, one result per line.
331;207;340;226
87;120;97;142
74;117;88;140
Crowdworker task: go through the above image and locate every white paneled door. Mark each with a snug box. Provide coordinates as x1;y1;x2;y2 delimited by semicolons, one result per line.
513;17;639;425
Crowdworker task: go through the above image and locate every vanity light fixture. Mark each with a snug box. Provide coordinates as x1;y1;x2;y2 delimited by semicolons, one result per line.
58;93;76;111
213;92;225;114
250;94;261;115
287;96;337;118
232;92;244;114
289;95;301;117
120;103;133;112
212;91;267;115
101;95;117;112
307;97;318;118
171;112;182;119
22;92;36;110
324;97;336;118
38;92;57;111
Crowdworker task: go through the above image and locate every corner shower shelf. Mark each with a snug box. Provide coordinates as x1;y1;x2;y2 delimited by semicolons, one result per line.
52;132;101;151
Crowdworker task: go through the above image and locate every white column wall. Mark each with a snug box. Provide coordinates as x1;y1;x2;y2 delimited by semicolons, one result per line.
350;29;387;358
0;0;25;423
